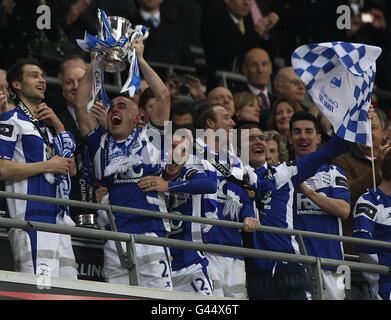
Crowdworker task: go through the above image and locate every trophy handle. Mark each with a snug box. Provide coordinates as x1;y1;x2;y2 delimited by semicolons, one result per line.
97;9;103;40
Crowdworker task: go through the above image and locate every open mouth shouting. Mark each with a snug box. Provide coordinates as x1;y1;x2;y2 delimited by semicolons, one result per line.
111;114;122;127
252;145;265;155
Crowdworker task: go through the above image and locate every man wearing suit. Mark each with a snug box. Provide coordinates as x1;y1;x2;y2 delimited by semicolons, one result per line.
237;47;275;130
56;57;99;226
133;0;194;67
202;0;277;90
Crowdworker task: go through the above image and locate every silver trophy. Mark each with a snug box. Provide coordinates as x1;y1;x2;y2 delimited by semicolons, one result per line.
97;13;134;73
75;213;100;229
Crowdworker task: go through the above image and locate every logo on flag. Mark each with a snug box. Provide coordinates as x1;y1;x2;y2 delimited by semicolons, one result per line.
292;42;382;146
330;77;342;88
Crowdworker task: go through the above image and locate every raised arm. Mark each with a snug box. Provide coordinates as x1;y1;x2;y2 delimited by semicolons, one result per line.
74;60;98;137
132;39;170;127
254;135;349;196
294;135;349;186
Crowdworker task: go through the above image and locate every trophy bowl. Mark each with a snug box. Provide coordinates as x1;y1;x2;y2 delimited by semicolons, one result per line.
75;214;100;229
101;48;127;73
98;15;134;73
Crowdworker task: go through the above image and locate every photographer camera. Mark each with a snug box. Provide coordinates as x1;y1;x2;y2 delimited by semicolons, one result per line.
165;72;205;102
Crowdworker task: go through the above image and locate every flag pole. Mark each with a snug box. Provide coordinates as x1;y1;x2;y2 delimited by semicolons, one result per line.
368;119;377;192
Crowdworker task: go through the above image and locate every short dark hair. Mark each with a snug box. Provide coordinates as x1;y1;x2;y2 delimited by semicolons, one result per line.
237;123;261;131
289;111;321;133
171;101;195;118
237;123;262;149
7;58;43;92
139;87;155;110
382;150;391;181
194;102;217;129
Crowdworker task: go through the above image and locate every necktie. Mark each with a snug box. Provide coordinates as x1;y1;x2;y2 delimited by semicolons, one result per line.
148;16;159;28
259;92;269;110
237;19;245;35
250;0;263;25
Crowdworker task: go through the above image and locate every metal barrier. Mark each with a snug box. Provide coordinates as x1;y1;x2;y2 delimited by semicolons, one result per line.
0;190;390;300
45;76;122;95
2;191;390;251
149;61;196;74
215;70;247;88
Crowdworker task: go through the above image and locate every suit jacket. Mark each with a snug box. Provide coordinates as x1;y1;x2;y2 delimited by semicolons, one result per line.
57;107;96;217
260;91;275;131
202;4;272;89
160;0;202;46
133;12;194;67
57;107;82;147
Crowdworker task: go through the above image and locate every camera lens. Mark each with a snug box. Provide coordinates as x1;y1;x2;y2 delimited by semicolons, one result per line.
178;83;189;95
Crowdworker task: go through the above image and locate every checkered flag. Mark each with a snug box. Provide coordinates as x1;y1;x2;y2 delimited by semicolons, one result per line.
292;42;382;146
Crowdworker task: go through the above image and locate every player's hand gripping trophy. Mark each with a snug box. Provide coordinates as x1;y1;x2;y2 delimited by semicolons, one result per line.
75;9;148;228
77;9;149;111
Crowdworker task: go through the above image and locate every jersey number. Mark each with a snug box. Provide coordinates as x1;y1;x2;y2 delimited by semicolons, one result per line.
191;277;208;293
159;260;169;278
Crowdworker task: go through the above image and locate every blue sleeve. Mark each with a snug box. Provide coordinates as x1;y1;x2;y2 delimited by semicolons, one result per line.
293;134;349;187
84;125;106;156
353;199;376;237
254;135;349;195
352;198;391;254
169;171;217;194
253;166;278;196
239;190;256;222
330;187;351;204
0;136;16;160
0;112;19;160
330;167;351;203
353;213;377;253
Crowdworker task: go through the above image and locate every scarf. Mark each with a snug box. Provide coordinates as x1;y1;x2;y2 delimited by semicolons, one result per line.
53;131;76;226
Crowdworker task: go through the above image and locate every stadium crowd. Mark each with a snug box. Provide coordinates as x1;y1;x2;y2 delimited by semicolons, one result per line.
0;0;391;300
